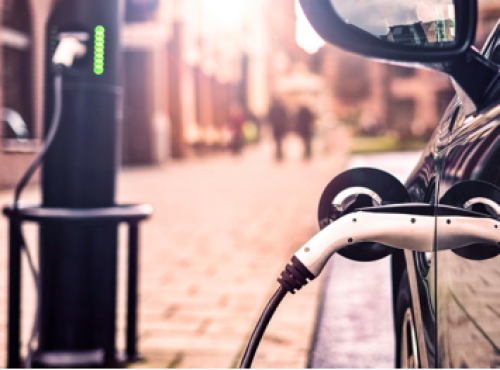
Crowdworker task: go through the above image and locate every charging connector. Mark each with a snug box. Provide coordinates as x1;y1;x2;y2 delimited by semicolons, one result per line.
240;204;500;368
52;32;89;68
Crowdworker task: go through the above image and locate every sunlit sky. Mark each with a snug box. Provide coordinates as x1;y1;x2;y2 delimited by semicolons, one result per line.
181;0;326;55
295;0;325;54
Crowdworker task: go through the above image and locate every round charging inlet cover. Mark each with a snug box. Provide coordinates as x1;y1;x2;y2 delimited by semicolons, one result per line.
317;167;410;261
440;180;500;260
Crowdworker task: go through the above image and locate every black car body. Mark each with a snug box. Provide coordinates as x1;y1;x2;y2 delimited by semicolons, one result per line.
401;25;500;367
300;0;500;367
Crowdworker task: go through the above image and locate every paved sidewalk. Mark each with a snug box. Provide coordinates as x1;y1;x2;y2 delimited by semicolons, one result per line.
310;152;422;368
0;135;348;368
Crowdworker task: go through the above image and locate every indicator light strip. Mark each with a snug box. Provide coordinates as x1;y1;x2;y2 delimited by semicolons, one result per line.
93;25;106;75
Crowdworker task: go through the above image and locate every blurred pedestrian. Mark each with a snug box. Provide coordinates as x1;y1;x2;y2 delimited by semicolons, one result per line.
268;99;288;161
229;103;246;155
296;105;315;160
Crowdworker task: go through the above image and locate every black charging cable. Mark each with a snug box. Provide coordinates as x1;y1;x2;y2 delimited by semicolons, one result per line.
12;65;64;367
240;257;315;368
13;66;63;208
240;287;287;368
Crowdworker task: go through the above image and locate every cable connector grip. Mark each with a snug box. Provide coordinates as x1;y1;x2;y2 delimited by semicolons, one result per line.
278;256;315;294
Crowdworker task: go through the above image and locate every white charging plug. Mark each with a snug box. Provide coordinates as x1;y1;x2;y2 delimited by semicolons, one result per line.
52;32;89;68
294;209;500;277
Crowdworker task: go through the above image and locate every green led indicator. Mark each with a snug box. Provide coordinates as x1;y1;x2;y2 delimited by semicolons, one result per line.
93;26;106;75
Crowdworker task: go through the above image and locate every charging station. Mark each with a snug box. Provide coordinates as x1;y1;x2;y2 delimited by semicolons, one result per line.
39;2;123;365
3;0;152;367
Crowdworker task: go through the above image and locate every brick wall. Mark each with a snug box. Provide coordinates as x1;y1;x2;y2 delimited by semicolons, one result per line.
0;0;54;190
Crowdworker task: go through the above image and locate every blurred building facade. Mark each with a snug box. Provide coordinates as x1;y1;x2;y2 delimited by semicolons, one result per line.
317;1;500;139
0;0;55;189
5;0;498;189
0;0;304;188
122;0;304;163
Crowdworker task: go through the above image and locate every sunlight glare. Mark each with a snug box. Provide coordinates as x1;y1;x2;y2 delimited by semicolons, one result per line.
295;0;325;54
203;0;245;30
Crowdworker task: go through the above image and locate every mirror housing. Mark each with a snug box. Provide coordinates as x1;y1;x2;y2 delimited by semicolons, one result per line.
299;0;499;111
299;0;476;62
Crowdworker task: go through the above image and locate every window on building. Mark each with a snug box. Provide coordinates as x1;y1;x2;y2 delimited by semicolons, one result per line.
125;0;160;23
1;0;34;148
335;56;370;103
388;65;416;78
194;67;202;126
309;50;323;74
389;98;416;139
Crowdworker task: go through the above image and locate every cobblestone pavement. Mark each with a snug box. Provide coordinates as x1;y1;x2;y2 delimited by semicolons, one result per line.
310;151;422;368
0;134;348;368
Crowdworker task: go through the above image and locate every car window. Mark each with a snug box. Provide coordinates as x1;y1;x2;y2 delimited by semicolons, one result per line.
481;19;500;61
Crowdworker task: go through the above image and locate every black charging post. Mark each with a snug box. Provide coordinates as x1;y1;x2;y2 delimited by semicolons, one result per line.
39;1;123;366
3;0;153;367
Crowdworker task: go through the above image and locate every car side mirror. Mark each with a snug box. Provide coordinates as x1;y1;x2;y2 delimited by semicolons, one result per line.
299;0;475;62
298;0;499;112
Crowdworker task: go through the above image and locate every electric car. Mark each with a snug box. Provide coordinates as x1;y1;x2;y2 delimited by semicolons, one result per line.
300;0;500;368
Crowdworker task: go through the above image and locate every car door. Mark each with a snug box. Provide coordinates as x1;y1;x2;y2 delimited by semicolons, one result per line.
435;20;500;368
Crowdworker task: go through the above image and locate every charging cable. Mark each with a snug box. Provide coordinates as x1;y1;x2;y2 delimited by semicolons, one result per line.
240;204;500;368
14;32;88;209
12;33;87;367
14;66;62;369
